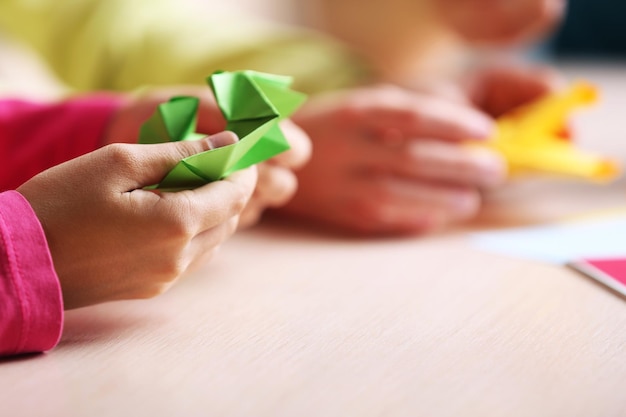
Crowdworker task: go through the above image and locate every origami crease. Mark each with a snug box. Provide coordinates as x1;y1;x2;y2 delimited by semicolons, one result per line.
140;70;307;190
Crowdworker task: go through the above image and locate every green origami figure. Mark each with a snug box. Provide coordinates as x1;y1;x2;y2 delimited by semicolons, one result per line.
139;70;307;190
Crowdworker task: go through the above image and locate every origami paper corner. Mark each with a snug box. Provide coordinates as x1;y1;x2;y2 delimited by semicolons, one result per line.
139;96;200;144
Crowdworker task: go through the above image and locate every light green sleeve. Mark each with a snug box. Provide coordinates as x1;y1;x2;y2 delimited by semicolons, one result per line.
0;0;369;94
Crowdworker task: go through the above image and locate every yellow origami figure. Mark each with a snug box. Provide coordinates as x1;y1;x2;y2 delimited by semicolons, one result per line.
485;81;620;182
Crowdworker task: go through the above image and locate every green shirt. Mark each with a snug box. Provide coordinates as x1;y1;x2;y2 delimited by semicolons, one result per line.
0;0;368;94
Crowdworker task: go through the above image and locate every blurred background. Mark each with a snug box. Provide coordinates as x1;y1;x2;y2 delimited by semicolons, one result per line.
1;0;625;101
551;0;626;59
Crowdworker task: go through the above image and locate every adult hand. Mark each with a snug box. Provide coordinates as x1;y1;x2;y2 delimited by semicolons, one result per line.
282;85;507;234
18;132;256;309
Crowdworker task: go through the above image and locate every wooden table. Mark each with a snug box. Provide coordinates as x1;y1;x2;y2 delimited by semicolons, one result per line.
2;63;626;417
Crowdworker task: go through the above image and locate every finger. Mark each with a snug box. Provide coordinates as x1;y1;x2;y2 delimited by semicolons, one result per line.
363;139;507;189
348;175;481;233
370;175;481;220
184;217;239;274
234;164;297;229
174;166;257;232
238;201;263;230
269;120;312;169
256;164;298;207
469;64;566;116
352;87;495;142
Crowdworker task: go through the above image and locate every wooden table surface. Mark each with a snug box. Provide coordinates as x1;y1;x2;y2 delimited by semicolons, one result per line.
2;63;626;417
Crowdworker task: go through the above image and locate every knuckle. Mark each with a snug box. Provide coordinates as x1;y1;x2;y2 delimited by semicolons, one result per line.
101;143;140;169
164;217;196;241
157;209;196;241
157;195;199;239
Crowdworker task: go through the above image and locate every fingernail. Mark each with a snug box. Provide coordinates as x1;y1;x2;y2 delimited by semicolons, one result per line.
207;131;239;149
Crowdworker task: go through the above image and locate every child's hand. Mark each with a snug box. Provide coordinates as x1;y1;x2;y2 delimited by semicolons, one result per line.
283;85;507;235
17;132;256;309
464;63;564;117
103;86;311;229
435;0;565;45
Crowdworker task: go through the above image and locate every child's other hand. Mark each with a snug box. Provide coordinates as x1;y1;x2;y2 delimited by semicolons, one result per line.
465;63;565;117
17;132;256;309
435;0;565;45
282;85;507;235
103;86;311;229
238;120;312;229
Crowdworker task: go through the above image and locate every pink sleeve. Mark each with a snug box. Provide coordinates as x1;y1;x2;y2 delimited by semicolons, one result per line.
0;95;124;191
0;191;63;357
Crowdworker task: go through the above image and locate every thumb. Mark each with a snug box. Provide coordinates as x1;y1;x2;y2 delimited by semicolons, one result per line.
114;131;239;189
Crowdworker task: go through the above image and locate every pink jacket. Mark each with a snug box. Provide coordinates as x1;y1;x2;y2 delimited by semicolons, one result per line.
0;96;122;356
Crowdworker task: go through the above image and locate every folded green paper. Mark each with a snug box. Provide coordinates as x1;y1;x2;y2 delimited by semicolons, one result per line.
139;70;307;190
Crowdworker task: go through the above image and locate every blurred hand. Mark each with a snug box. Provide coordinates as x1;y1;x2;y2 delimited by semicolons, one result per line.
18;132;256;309
103;86;311;229
282;85;507;235
464;63;565;117
435;0;566;45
